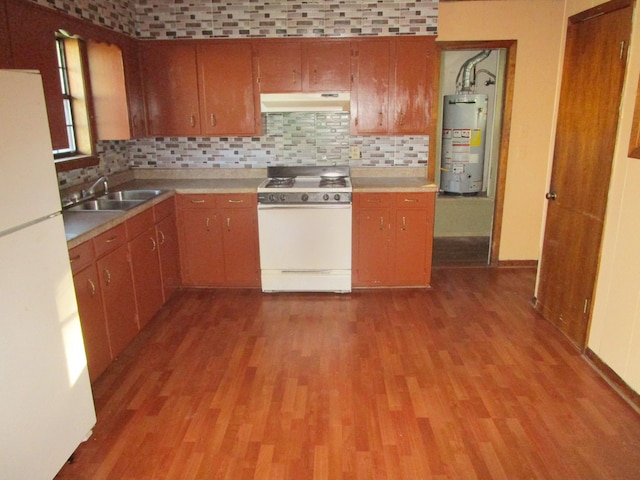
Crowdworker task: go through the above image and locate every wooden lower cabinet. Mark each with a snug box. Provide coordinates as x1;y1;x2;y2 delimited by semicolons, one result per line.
129;225;164;328
156;209;180;300
177;193;260;287
353;191;434;287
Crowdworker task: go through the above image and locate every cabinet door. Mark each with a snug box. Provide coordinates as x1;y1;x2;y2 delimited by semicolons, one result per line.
392;36;435;134
179;208;224;286
394;208;429;285
257;41;302;93
97;243;138;359
197;42;258;136
74;264;112;382
156;213;180;300
220;207;260;287
129;227;164;328
140;41;200;136
122;39;147;138
352;39;391;134
303;40;351;92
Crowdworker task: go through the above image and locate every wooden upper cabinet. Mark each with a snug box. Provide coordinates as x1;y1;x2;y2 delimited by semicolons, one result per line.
392;36;436;135
352;36;437;136
303;40;351;92
87;40;131;140
257;41;302;93
140;41;200;136
352;39;391;135
121;39;147;138
256;39;351;93
197;42;258;136
5;0;68;150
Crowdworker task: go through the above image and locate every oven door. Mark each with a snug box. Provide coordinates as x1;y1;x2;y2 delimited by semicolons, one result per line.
257;204;352;292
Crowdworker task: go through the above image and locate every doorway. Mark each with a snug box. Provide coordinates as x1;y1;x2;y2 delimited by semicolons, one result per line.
433;41;516;267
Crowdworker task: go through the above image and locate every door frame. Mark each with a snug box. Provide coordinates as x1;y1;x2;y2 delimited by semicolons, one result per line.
434;40;517;267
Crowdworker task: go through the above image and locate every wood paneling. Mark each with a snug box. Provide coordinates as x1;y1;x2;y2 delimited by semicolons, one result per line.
54;268;640;479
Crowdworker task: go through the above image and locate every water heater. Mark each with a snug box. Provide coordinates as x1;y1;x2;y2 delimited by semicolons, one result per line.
441;94;488;195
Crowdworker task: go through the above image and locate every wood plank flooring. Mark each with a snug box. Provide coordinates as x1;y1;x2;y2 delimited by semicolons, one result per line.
55;267;640;479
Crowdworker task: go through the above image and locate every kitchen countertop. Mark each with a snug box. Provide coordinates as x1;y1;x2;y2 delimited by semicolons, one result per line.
63;172;437;248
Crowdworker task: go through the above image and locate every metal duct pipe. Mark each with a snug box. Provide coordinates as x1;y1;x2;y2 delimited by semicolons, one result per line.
456;50;491;93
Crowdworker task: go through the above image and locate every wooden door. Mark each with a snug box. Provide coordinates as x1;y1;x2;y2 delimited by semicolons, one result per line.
179;208;224;286
97;244;139;358
140;41;200;136
197;42;258;136
129;227;163;328
536;1;632;349
73;264;112;382
352;39;391;134
303;40;351;92
257;41;302;93
392;36;435;135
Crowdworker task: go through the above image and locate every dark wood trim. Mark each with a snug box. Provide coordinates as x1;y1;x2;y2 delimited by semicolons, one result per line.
585;347;640;413
435;40;517;267
569;0;632;24
497;259;537;268
55;155;99;173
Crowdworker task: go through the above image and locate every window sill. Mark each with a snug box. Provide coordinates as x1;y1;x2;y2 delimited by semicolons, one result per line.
55;154;99;173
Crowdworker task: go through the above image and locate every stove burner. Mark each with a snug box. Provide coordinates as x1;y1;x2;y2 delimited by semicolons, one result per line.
319;176;348;188
265;177;295;188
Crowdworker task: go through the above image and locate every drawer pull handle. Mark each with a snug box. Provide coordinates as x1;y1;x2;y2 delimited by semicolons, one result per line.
292;69;297;85
158;230;166;246
404;198;418;203
104;268;112;286
226;218;231;231
210;113;216;127
87;278;96;297
150;237;157;252
206;217;211;232
190;199;206;204
379;217;384;231
190;115;196;127
402;216;407;231
228;199;244;203
69;254;80;263
105;236;118;243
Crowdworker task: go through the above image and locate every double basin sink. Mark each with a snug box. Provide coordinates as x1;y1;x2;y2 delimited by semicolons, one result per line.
66;189;166;212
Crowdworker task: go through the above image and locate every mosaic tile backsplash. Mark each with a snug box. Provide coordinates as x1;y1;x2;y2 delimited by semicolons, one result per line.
30;0;437;187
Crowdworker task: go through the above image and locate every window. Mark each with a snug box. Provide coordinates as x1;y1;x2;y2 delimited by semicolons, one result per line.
53;33;93;161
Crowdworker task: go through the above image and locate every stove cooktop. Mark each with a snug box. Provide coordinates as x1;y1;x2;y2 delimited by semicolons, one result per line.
257;165;352;204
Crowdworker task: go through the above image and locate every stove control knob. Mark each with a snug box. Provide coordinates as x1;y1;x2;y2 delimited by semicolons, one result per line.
279;194;286;202
334;194;341;201
301;194;309;202
323;193;330;201
268;194;276;202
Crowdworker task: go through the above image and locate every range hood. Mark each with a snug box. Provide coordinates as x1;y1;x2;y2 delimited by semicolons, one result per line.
260;92;351;113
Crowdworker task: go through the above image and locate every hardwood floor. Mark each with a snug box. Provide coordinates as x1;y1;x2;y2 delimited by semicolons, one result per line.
55;267;640;479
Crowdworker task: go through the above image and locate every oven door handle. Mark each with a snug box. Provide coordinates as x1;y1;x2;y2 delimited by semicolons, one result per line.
258;204;352;210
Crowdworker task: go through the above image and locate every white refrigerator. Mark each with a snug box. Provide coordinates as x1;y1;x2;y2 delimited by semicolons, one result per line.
0;70;96;479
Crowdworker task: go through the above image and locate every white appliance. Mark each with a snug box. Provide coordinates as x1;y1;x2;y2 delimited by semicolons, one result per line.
440;93;488;194
0;70;96;479
257;166;352;293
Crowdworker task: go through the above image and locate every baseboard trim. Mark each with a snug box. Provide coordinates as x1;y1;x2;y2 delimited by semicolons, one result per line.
584;348;640;414
497;260;538;268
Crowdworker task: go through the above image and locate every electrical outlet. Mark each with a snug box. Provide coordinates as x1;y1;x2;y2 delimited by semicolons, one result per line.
350;146;361;159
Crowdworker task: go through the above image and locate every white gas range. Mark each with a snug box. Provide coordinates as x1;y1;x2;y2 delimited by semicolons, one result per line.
257;166;352;293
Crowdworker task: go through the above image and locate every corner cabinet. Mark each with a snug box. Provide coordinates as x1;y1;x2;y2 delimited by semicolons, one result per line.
351;36;438;135
353;192;435;287
140;40;260;137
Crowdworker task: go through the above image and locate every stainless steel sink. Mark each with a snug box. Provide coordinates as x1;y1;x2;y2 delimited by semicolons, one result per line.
101;189;165;201
67;199;142;212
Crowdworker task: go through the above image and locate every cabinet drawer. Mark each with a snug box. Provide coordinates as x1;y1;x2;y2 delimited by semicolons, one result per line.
93;223;127;258
127;207;155;239
177;194;216;209
68;241;95;275
217;193;256;209
395;192;432;209
354;192;394;208
154;197;175;221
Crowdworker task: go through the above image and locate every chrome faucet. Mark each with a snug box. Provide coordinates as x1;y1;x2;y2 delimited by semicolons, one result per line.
82;176;109;198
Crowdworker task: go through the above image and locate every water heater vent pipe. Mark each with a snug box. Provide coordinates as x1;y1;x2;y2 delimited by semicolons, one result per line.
456;50;492;93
